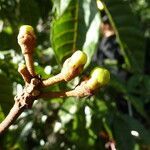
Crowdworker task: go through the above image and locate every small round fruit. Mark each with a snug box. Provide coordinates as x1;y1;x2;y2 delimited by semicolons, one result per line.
91;67;110;87
70;50;87;67
19;25;34;36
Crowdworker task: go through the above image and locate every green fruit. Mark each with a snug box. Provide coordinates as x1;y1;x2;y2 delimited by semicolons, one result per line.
61;51;87;81
91;67;110;87
70;50;87;67
19;25;34;36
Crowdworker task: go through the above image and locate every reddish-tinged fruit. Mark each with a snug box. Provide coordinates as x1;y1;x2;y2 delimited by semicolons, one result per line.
17;25;36;76
19;25;34;36
70;50;87;67
18;25;36;54
61;50;87;81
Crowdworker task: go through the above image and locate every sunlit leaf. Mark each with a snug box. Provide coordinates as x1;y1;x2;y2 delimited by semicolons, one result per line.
102;0;145;72
51;0;100;64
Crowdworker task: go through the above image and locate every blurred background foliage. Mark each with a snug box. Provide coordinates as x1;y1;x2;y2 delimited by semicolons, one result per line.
0;0;150;149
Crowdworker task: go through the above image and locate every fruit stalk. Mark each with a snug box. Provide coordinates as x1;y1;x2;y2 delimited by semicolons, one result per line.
18;64;32;83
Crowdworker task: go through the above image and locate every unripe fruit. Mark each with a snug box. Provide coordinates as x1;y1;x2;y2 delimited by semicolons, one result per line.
18;25;36;76
61;50;87;81
18;25;36;54
19;25;34;36
87;67;110;90
70;50;87;67
91;67;110;86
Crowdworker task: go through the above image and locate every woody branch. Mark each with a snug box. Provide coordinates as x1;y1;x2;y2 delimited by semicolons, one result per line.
0;25;110;135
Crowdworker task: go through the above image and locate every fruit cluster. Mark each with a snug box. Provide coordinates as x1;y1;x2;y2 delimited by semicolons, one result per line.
0;25;110;134
18;25;110;98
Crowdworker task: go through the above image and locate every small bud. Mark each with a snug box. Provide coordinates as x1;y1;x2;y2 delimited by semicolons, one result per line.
86;67;110;90
18;25;36;54
61;50;87;81
91;67;110;86
18;25;36;76
19;25;34;36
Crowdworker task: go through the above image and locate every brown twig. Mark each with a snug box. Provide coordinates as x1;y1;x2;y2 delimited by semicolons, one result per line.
0;74;97;135
0;25;110;135
39;83;93;99
0;78;41;135
42;73;64;87
24;53;35;77
18;64;32;83
0;101;25;135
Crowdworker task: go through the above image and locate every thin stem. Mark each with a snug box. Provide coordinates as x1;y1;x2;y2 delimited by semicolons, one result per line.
0;101;25;135
39;91;77;99
42;73;64;87
39;86;92;99
24;54;35;77
18;65;32;83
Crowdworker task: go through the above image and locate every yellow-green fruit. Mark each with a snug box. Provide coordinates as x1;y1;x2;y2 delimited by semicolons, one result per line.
61;51;87;81
87;67;110;90
19;25;34;36
70;50;87;67
18;25;36;54
91;67;110;87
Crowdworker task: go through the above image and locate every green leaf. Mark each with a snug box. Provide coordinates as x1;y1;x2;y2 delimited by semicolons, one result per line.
110;74;128;94
0;31;13;50
124;94;148;119
127;74;143;92
59;97;78;124
0;74;13;115
19;0;40;27
143;75;150;100
83;12;100;67
102;0;145;72
72;106;90;149
52;0;72;17
0;106;5;122
122;115;150;145
51;0;100;64
113;115;135;150
127;74;150;99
